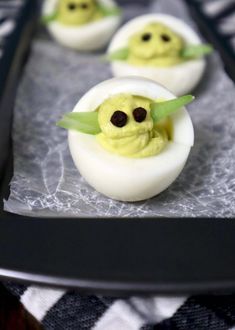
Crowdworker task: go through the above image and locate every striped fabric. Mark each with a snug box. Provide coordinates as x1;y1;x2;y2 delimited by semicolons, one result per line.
3;282;235;330
0;0;22;57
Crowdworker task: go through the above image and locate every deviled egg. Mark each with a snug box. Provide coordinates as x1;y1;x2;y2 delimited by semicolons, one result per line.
57;77;194;202
42;0;122;51
106;14;213;95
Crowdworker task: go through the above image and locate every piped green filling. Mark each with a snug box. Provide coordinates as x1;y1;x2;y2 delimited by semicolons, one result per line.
105;22;213;67
96;94;169;158
42;0;121;26
57;93;194;158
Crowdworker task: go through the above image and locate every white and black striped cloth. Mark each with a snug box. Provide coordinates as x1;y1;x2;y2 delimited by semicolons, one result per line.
3;282;235;330
0;0;22;57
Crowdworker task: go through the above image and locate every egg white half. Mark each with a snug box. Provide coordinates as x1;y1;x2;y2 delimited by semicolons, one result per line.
42;0;121;51
68;77;194;202
108;14;206;96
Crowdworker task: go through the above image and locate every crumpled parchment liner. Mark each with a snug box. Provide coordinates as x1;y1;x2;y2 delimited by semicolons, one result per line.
4;0;235;217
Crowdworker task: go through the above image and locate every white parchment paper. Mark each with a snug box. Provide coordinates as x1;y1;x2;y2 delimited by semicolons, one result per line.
4;0;235;217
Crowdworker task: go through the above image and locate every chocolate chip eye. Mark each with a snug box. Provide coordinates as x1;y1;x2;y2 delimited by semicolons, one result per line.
142;33;152;42
80;2;89;9
111;111;128;127
67;2;77;10
161;34;171;42
133;107;147;123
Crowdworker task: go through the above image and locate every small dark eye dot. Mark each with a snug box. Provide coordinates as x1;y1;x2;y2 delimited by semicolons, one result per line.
111;111;128;128
142;33;152;42
161;34;171;42
133;107;147;123
80;2;89;9
67;2;77;10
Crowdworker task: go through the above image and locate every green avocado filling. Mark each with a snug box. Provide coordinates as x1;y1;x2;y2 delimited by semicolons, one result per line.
42;0;121;26
57;93;194;159
57;0;103;26
96;94;171;158
127;22;185;67
105;22;213;66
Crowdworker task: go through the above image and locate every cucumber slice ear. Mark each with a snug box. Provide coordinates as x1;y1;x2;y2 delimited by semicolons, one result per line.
41;12;58;24
98;4;122;16
57;112;101;135
103;47;129;62
181;44;213;59
150;95;195;122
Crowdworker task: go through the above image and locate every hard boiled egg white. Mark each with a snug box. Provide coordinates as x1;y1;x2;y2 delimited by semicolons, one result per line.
42;0;121;51
68;77;194;202
108;14;206;96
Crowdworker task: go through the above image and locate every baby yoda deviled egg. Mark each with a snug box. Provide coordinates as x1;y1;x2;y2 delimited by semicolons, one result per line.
42;0;121;51
57;77;194;202
106;14;213;96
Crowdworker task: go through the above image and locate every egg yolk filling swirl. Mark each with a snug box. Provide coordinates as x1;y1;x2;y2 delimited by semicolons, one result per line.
96;94;170;158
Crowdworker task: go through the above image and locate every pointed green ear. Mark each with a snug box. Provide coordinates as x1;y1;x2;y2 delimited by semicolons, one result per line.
181;44;213;59
98;4;122;16
103;47;129;62
41;12;58;24
56;112;101;135
150;95;194;122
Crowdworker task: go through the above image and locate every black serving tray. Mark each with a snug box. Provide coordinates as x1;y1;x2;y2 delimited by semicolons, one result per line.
0;0;235;296
184;0;235;84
